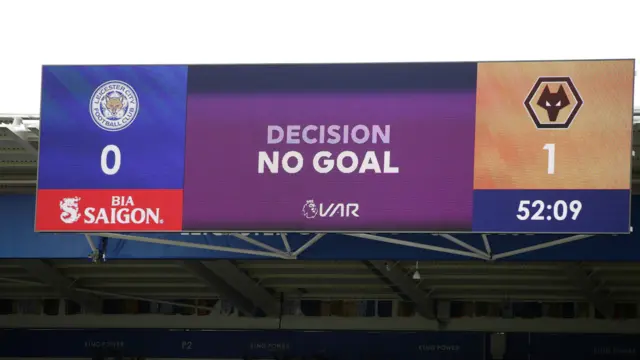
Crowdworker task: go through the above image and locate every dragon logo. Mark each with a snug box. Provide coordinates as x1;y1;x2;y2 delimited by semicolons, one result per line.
60;197;82;224
301;200;319;219
524;77;583;129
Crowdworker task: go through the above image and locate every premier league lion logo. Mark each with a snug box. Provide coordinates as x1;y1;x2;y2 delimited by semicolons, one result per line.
90;80;139;132
302;200;319;219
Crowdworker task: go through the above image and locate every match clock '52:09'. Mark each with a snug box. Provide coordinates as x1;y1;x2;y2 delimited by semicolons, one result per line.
34;60;634;233
516;200;582;222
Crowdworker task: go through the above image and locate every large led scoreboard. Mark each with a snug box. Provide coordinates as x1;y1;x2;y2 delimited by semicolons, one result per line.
35;60;635;233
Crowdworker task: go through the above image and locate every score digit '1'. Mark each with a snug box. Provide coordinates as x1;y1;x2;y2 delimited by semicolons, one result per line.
543;143;555;175
101;144;121;176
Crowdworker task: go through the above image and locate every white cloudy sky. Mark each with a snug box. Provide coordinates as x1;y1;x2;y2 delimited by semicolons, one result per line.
0;0;638;115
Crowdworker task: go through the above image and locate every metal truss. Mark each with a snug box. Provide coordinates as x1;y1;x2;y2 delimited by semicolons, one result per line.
2;259;102;313
180;260;280;316
82;232;606;318
85;232;596;262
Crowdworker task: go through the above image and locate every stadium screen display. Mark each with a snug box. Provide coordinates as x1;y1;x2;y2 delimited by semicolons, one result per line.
35;60;635;233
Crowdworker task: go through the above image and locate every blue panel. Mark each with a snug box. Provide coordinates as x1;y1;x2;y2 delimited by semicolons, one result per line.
1;195;639;261
473;189;631;233
529;333;639;360
505;332;530;360
0;195;89;258
0;329;485;359
38;66;188;189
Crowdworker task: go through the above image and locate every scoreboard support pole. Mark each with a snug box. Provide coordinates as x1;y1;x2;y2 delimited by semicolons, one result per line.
491;234;592;260
230;233;292;258
80;232;594;262
291;233;325;257
280;233;292;254
347;233;489;260
85;234;98;252
89;233;296;259
481;234;492;257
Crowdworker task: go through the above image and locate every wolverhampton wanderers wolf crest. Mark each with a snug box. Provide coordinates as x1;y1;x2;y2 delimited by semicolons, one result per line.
524;77;583;129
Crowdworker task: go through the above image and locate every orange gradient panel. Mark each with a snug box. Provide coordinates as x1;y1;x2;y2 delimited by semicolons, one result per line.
474;60;634;190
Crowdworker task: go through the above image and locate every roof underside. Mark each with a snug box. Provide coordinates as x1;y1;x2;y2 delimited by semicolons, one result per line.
2;259;640;303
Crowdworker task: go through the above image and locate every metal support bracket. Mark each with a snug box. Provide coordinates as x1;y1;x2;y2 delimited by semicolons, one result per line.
17;259;102;313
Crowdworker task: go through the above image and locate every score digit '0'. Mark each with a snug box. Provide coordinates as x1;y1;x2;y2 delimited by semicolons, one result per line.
101;145;121;176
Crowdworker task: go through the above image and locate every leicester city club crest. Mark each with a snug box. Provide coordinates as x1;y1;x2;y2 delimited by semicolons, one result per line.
89;80;140;132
